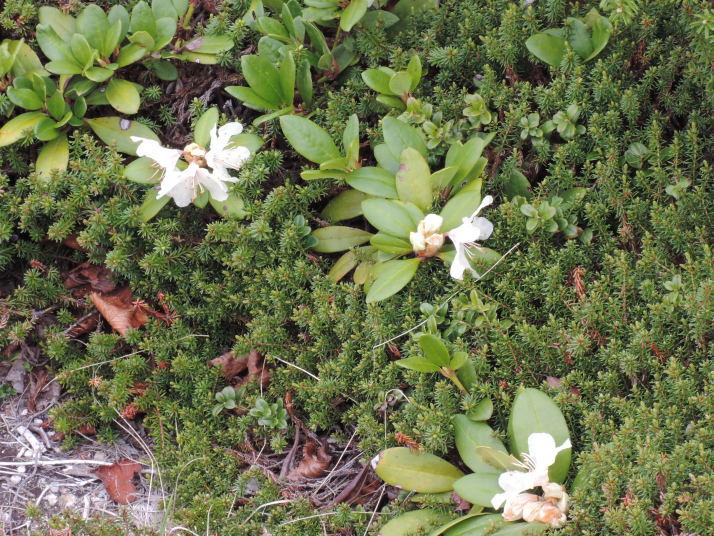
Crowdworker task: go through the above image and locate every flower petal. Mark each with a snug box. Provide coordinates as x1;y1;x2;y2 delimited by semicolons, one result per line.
449;243;470;280
131;137;182;171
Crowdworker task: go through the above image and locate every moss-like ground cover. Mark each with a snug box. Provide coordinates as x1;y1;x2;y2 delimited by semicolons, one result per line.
1;0;713;534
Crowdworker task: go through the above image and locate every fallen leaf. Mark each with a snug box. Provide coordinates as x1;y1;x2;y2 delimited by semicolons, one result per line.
64;310;99;338
27;369;49;412
49;528;72;536
64;262;115;297
90;288;148;336
287;441;331;481
209;349;270;388
330;464;381;506
546;376;563;389
92;459;142;504
62;235;86;251
5;358;27;393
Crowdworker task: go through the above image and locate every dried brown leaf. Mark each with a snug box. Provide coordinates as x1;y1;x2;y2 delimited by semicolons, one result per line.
64;262;115;297
209;349;270;388
287;441;331;481
208;351;249;380
49;528;72;536
92;459;142;504
90;288;148;336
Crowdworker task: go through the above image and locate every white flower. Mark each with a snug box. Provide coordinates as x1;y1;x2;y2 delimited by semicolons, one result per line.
491;432;571;510
205;122;251;182
131;137;183;181
410;213;445;257
156;162;231;207
502;493;540;522
445;195;494;280
131;122;251;208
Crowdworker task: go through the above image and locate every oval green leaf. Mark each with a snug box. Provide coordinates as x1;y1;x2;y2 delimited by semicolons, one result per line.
36;133;69;180
345;167;397;198
396;147;432;211
361;198;423;238
321;190;367;222
373;447;464;492
453;415;508;474
312;226;373;253
86;116;159;155
366;258;421;303
380;510;451;536
106;78;141;115
452;472;501;507
279;115;340;164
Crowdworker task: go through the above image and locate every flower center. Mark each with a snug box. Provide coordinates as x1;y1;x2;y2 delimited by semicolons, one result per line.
183;143;208;167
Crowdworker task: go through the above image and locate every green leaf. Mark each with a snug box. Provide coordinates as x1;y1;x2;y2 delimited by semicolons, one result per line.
439;180;483;232
139;188;171;222
381;510;451;536
279;52;296;104
373;447;464;492
321;190;367;222
45;60;83;75
525;33;565;67
106;78;141;114
374;143;400;174
407;54;422;91
451;136;492;188
342;114;359;153
34;116;60;141
149;59;178;80
431;166;459;191
46;91;67;121
0;112;47;147
454;415;508;474
396;147;432;210
340;0;369;31
86;116;159;155
7;87;43;110
366;258;421;303
36;24;73;63
467;398;493;422
501;169;531;200
296;57;313;106
11;42;48;77
449;351;468;371
242;54;284;107
345;167;397;198
327;250;358;282
77;4;109;51
210;194;246;219
153;17;177;49
108;5;131;42
441;514;506;536
584;9;612;61
279;115;340;164
194;107;218;147
452;473;501;507
36;133;69;180
129;30;156;50
38;7;76;41
396;355;441;373
225;85;276;111
130;1;157;37
172;0;189;16
474;446;519;472
84;66;115;82
124;156;162;184
185;35;234;54
377;94;405;110
311;226;373;253
153;0;179;21
361;68;393;94
491;523;548;536
382;116;427;159
70;34;94;66
117;43;148;67
508;388;571;483
361;198;423;238
389;71;412;97
370;233;412;255
418;334;450;368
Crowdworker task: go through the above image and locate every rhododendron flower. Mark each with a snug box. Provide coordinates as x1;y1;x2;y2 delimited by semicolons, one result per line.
491;432;571;510
445;195;494;280
410;214;445;256
131;121;250;208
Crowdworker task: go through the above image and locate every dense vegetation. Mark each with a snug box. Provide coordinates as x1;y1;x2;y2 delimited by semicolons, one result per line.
1;0;713;534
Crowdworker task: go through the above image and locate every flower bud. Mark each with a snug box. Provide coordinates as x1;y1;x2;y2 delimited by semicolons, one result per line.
502;493;540;521
521;500;542;523
411;214;445;257
537;502;567;528
541;482;564;500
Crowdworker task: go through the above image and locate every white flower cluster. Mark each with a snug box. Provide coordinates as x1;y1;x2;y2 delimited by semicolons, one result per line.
408;195;494;279
131;122;251;207
492;433;572;527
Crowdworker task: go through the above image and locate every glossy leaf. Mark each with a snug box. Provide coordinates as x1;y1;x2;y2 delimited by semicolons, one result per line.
370;233;412;255
508;388;571;483
38;7;76;41
225;85;276;111
452;472;501;507
345;167;397;198
441;514;506;536
380;510;450;536
361;198;423;238
373;447;464;492
312;226;373;253
454;415;508;474
7;87;43;110
439;179;483;232
491;523;548;536
362;68;393;94
36;133;69;180
525;33;565;67
279;115;340;164
124;156;161;184
279;51;296;104
242;54;284;107
106;78;141;114
139;188;170;222
396;355;441;373
468;398;493;422
340;0;369;32
366;258;421;302
194;107;218;147
418;334;450;367
76;4;109;51
0;112;45;147
382;116;427;159
321;190;367;221
327;250;358;282
396;147;432;210
209;194;246;219
86;116;159;155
